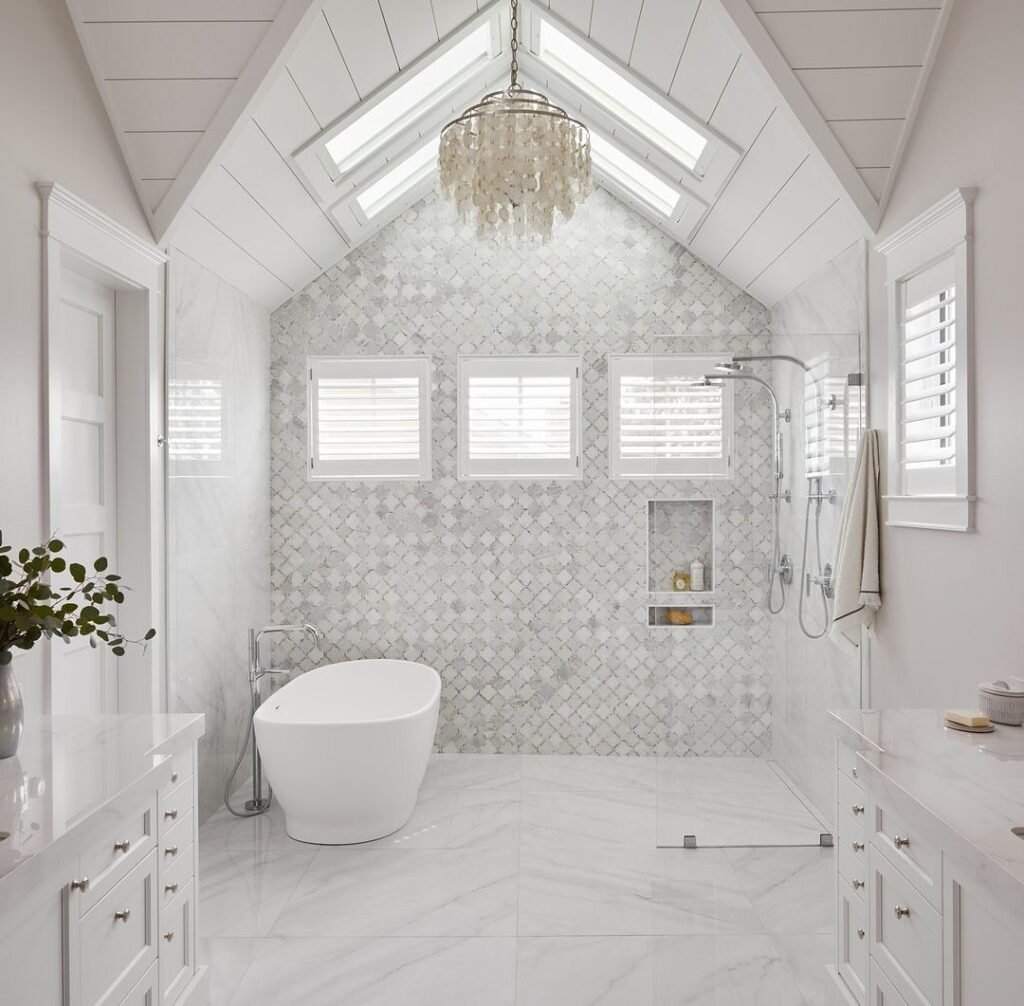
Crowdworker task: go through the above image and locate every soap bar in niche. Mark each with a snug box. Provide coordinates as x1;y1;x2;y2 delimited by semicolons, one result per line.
944;709;990;728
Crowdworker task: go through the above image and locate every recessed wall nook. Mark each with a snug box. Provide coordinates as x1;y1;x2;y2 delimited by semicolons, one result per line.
4;2;1023;1004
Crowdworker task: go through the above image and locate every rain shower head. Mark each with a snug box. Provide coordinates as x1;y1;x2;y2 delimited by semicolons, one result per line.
714;361;748;374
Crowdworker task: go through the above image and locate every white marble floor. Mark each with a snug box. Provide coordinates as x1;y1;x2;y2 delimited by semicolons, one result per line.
198;755;834;1005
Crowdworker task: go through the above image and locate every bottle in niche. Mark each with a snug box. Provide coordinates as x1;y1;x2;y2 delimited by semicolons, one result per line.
690;559;705;592
672;570;691;592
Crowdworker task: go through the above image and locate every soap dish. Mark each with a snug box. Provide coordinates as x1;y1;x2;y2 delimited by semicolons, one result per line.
944;719;996;734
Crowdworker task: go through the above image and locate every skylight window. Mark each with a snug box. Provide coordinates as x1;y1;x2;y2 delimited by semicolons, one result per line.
536;18;708;172
325;23;495;177
590;134;681;218
355;140;437;220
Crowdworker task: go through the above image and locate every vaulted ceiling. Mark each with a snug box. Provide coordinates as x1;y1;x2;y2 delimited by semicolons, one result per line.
66;0;955;310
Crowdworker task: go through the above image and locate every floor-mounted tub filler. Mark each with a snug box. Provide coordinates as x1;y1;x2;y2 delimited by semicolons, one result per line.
254;659;441;844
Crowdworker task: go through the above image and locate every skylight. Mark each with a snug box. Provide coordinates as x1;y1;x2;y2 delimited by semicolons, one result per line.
590;134;681;218
355;140;437;219
325;23;495;177
536;18;709;172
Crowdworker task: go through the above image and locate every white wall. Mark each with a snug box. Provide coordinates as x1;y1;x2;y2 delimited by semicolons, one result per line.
0;0;150;714
867;0;1024;706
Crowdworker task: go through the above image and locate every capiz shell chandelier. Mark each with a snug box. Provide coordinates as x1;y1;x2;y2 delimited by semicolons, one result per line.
439;0;592;241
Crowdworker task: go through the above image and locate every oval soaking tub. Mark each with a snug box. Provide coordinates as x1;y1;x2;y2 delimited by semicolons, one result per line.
253;659;441;844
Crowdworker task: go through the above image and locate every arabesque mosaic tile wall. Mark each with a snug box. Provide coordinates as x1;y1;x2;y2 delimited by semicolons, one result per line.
269;189;776;755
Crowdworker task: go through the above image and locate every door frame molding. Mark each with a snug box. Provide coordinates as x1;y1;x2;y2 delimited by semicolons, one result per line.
39;183;167;715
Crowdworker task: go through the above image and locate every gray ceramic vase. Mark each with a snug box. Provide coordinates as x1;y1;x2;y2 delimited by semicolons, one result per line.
0;663;24;759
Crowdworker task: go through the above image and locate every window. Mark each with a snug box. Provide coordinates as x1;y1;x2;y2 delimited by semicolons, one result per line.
531;14;710;174
877;188;974;531
458;355;582;479
323;22;497;178
354;139;437;221
167;365;227;477
590;133;681;218
308;356;431;480
609;354;733;479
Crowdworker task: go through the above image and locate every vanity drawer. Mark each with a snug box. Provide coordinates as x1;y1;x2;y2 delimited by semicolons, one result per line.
869;961;910;1006
79;851;158;1006
159;881;195;1005
837;742;863;785
837;810;868;899
838;875;868;1004
160;810;193;875
158;843;194;910
870;793;941;909
159;749;194;803
78;795;157;915
837;771;867;822
119;960;158;1006
869;848;941;1005
158;777;194;839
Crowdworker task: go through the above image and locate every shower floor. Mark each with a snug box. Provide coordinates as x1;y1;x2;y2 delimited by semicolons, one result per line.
198;754;833;1005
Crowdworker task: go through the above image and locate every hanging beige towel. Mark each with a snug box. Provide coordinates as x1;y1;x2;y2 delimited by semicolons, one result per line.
830;429;881;647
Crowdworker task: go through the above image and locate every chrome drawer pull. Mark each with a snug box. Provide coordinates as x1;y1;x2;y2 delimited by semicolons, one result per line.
894;905;911;920
852;841;864;852
163;931;175;942
851;804;865;815
113;839;131;853
70;877;89;892
893;834;911;850
164;809;179;820
165;845;178;857
113;909;130;922
857;928;865;940
852;766;858;778
852;879;865;890
170;771;179;783
164;883;178;895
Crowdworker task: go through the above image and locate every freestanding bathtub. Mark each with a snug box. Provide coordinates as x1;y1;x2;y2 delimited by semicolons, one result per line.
253;659;441;844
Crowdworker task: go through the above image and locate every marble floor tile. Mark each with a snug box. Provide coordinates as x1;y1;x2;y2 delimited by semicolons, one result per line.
271;847;519;938
225;937;517;1006
773;933;833;1004
199;801;308;853
521;789;656;849
521;754;657;793
421;753;521;792
197;938;263;1005
198;846;317;938
446;789;521;848
357;789;458;850
518;848;763;936
656;757;774;796
515;935;806;1005
724;848;835;934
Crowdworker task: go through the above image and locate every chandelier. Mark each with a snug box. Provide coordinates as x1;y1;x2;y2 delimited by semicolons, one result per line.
439;0;592;241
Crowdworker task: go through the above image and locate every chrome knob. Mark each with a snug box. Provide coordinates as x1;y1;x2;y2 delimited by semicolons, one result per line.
894;905;911;920
113;839;131;853
852;841;865;852
893;834;910;849
70;877;89;892
857;928;865;940
171;771;179;783
851;804;865;816
852;766;858;778
164;845;178;856
163;931;175;942
852;879;865;890
164;883;178;895
164;809;178;820
113;909;130;922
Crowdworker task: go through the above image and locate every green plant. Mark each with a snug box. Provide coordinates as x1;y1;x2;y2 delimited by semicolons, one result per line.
0;531;155;667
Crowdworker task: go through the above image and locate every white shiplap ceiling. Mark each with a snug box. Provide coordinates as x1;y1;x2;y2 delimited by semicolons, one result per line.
67;0;954;310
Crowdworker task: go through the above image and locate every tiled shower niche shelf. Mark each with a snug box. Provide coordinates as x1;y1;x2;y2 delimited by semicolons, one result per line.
647;605;715;630
646;499;714;594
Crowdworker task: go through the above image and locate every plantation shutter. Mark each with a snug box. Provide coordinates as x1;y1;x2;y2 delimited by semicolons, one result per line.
458;356;581;478
309;356;431;479
609;355;733;478
900;257;957;494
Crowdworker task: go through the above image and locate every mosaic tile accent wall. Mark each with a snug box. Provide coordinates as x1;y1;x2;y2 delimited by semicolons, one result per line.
270;190;776;755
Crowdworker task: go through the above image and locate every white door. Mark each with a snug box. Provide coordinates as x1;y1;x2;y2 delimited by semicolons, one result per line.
51;269;119;714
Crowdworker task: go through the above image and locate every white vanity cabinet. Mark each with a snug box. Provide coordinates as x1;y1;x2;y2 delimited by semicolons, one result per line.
0;715;207;1006
827;711;1024;1006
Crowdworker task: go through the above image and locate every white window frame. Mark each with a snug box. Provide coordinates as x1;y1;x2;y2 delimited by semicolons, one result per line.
877;188;975;531
308;355;432;481
457;354;582;480
608;354;734;480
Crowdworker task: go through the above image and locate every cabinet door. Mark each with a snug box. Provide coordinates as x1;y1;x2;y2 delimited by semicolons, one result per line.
160;881;195;1005
838;876;867;1004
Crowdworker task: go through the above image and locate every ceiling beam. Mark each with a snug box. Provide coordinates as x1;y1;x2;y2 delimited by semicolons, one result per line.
714;0;881;235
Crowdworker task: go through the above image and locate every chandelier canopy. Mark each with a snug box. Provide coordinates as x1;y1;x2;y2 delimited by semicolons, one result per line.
439;0;592;241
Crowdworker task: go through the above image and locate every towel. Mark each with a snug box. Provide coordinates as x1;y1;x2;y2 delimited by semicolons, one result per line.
829;429;882;647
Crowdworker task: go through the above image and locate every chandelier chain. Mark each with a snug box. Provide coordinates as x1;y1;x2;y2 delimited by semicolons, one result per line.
509;0;519;90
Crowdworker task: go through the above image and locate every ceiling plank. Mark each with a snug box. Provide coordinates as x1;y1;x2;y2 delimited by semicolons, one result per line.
795;66;918;121
628;0;699;94
858;168;888;202
255;69;323;156
708;55;775;150
139;179;173;213
78;0;286;19
105;79;235;133
716;0;880;233
588;0;644;66
286;11;360;128
324;0;400;97
431;0;480;39
829;118;903;169
669;1;741;124
549;0;594;36
750;0;939;10
379;0;440;68
122;132;203;181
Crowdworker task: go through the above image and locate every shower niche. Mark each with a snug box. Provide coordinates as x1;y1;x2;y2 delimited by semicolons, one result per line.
646;499;715;630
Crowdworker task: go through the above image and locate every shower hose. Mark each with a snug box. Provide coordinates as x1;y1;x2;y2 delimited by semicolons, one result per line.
798;490;831;639
223;686;273;818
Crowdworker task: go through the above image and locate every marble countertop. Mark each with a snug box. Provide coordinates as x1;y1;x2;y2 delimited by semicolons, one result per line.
830;708;1024;899
0;713;203;888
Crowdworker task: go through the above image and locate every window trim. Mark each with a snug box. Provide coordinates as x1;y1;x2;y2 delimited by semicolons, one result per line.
308;355;432;482
608;353;735;480
457;354;583;481
877;188;975;531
